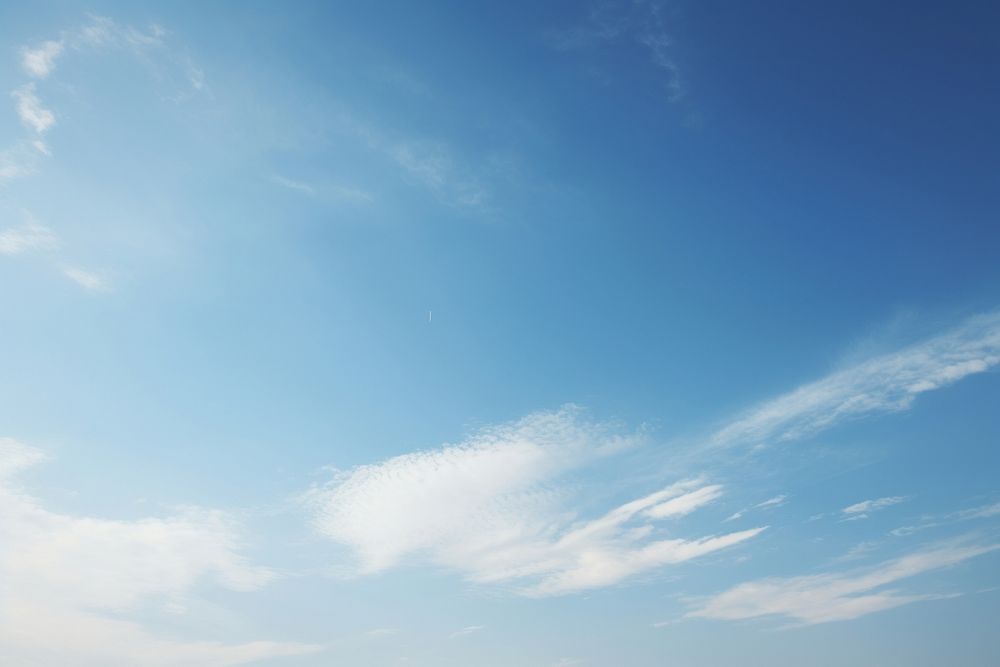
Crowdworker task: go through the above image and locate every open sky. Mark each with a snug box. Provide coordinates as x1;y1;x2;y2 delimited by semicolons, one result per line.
2;2;1000;665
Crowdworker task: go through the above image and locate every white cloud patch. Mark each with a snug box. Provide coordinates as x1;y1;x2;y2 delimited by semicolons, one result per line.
687;541;999;626
12;84;56;134
63;266;111;292
21;40;65;78
0;218;59;255
0;438;320;665
841;496;907;520
306;407;764;596
710;311;1000;449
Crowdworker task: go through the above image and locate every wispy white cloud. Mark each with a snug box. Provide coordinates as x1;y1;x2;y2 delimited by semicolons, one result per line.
21;40;64;78
709;311;1000;449
0;218;59;255
891;500;1000;537
963;501;1000;519
388;141;488;209
687;541;998;626
643;484;723;519
271;174;374;206
832;541;881;563
841;496;907;521
757;495;788;509
325;100;498;212
305;407;764;596
726;494;788;522
74;15;165;51
12;84;56;134
63;266;112;292
0;148;37;181
552;1;685;103
272;174;315;196
0;438;321;665
449;625;486;639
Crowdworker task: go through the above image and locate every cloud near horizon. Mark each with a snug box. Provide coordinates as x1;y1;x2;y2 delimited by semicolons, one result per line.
0;438;321;666
687;541;999;626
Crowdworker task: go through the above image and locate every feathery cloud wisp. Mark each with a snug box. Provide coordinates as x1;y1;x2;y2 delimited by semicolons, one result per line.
306;407;764;596
725;494;788;522
710;311;1000;449
687;541;998;626
63;266;111;292
842;496;907;520
0;219;59;255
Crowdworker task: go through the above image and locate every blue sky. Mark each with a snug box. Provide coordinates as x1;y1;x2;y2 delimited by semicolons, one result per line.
1;2;999;665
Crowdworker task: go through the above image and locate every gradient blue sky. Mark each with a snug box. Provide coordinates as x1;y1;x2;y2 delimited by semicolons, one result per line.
2;2;1000;665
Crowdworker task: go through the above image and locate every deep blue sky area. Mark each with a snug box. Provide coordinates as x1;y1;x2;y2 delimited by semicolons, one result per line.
1;2;998;665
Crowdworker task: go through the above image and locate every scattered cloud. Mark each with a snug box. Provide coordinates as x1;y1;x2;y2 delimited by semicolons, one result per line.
552;0;685;103
323;93;504;213
12;84;56;134
63;266;112;292
841;496;908;521
3;16;206;293
709;311;1000;449
388;141;488;209
21;40;64;78
0;438;321;665
687;541;998;626
305;406;764;596
0;218;59;255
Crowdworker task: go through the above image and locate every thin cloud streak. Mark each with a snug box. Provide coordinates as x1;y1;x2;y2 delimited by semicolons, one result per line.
891;500;1000;537
63;266;111;292
709;310;1000;450
725;494;788;523
841;496;907;521
687;541;999;626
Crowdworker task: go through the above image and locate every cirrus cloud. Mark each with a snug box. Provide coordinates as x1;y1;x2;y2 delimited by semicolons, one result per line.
305;407;764;596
